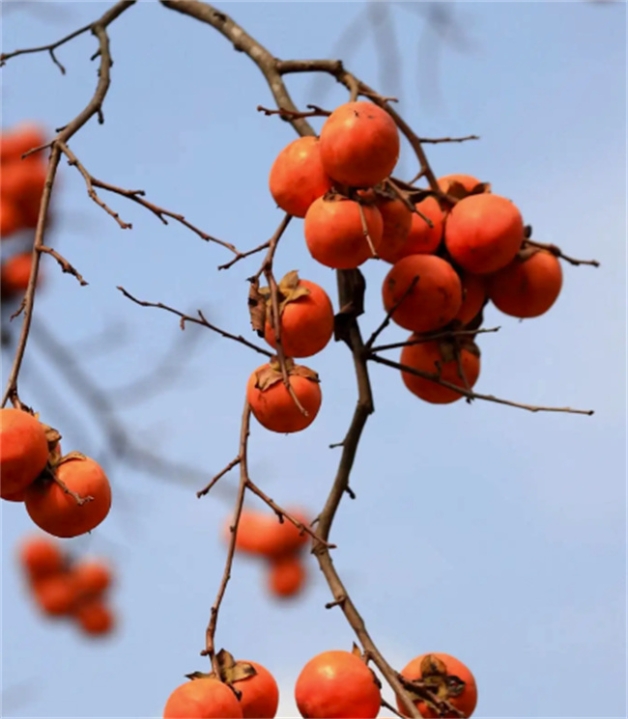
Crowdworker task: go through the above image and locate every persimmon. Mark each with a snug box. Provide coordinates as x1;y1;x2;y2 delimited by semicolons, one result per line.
263;271;334;358
1;161;46;201
227;508;310;558
163;677;243;719
391;196;445;261
304;194;383;270
319;101;400;187
32;572;78;617
268;136;333;218
75;598;115;636
1;252;38;299
382;255;463;333
295;649;381;719
74;559;112;600
437;174;483;196
246;359;322;434
1;196;20;238
372;195;413;264
25;454;112;538
486;247;563;318
400;338;481;404
232;660;280;718
18;535;64;579
0;408;49;499
396;652;478;718
0;123;47;164
455;273;487;326
267;553;306;599
444;193;524;274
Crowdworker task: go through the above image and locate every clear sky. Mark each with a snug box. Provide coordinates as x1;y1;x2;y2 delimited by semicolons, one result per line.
1;2;626;718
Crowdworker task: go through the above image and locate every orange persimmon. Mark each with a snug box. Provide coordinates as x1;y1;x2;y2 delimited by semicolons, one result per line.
319;101;400;188
75;598;115;636
73;559;112;601
25;454;112;538
396;652;478;718
263;271;334;358
267;553;307;599
444;193;524;274
268;136;333;218
400;338;481;405
0;408;49;499
382;255;462;333
304;194;383;269
295;649;381;719
1;252;39;299
246;359;322;434
163;677;243;719
32;571;79;617
486;248;563;318
18;535;64;579
455;273;487;326
232;660;280;719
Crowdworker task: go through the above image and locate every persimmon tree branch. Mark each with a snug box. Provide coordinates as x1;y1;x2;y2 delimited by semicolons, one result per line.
117;286;273;358
1;0;137;409
369;354;594;415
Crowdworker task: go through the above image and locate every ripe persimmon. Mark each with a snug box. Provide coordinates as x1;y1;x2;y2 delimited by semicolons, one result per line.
382;255;463;333
75;598;115;636
1;252;38;299
25;454;112;538
1;196;20;238
227;507;310;558
400;338;481;404
0;408;49;499
437;174;483;196
455;273;486;326
444;193;524;274
263;271;334;358
295;649;381;719
163;677;243;719
486;248;563;318
396;652;478;718
267;553;306;599
268;136;333;218
392;197;445;261
32;572;78;617
74;559;112;601
373;195;413;264
232;660;280;719
304;194;383;269
0;123;47;164
247;359;322;434
319;101;400;187
18;535;64;579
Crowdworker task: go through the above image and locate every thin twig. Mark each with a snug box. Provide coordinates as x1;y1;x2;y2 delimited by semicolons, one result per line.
371;326;500;354
37;246;88;286
364;276;419;351
369;354;594;415
117;286;272;357
202;400;251;671
197;457;241;498
524;239;600;268
245;479;336;550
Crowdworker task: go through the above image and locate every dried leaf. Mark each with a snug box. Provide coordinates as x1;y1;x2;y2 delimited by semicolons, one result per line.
216;648;257;684
253;362;284;391
248;278;267;337
290;363;320;383
184;671;212;681
420;653;447;678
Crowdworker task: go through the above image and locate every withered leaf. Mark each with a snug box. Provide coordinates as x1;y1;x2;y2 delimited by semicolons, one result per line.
248;278;267;337
185;670;212;681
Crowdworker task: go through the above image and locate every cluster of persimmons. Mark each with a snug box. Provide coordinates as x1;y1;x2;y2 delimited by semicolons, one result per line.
18;534;116;636
0;407;112;537
223;506;311;599
164;646;476;718
0;123;49;300
245;100;564;439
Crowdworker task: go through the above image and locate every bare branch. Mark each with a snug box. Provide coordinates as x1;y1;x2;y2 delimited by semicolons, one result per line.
370;326;500;354
524;239;600;268
369;354;594;415
117;286;272;357
38;245;88;286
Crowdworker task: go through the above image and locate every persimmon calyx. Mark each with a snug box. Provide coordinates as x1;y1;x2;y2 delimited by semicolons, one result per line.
443;180;492;201
260;270;312;330
185;650;258;699
517;244;542;262
55;450;88;467
397;654;467;712
350;643;382;688
254;358;320;391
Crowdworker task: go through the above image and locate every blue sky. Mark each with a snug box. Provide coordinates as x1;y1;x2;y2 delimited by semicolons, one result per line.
1;2;626;718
